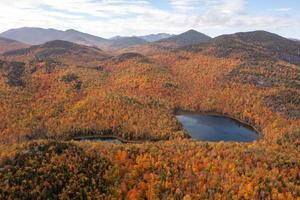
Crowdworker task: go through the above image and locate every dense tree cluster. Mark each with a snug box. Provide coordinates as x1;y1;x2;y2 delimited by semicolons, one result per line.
0;41;300;145
0;34;299;199
0;141;116;199
0;139;299;199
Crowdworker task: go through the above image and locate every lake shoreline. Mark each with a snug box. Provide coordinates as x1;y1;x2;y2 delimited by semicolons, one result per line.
174;109;261;137
71;134;160;144
70;110;261;143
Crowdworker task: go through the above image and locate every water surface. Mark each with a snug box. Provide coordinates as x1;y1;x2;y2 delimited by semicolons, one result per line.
74;137;123;144
176;113;258;142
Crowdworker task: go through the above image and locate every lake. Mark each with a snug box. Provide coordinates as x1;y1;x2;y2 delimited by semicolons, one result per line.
73;136;123;144
176;113;258;142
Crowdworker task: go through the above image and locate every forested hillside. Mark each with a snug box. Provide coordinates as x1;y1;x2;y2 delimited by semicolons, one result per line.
0;30;299;199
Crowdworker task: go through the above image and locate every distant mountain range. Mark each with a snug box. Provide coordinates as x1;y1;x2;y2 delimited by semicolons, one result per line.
112;33;173;42
139;33;174;42
0;27;210;51
0;27;110;48
109;36;147;49
1;27;299;61
4;28;299;66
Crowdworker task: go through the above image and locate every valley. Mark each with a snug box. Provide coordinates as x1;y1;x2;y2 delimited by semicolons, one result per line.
0;28;299;199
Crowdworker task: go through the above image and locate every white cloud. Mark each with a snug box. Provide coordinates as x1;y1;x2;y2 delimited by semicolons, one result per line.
271;7;292;12
0;0;299;38
169;0;202;11
218;0;245;14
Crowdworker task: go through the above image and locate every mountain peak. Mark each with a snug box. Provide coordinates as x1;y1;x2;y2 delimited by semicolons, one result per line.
180;29;206;36
157;29;211;47
185;29;198;33
41;40;76;49
65;29;78;33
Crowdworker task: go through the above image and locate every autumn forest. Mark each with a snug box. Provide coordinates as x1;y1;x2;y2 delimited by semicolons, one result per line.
0;28;299;199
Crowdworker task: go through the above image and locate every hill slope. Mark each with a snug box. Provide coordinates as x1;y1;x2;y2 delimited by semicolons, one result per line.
179;30;300;118
156;29;211;47
212;31;300;64
3;40;109;59
183;30;300;65
0;37;29;53
0;30;299;143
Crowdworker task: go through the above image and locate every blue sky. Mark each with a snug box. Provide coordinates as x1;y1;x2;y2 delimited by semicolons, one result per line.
0;0;299;38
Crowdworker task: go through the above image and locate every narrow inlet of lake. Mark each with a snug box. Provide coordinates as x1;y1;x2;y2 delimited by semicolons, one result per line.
176;113;258;142
74;137;123;144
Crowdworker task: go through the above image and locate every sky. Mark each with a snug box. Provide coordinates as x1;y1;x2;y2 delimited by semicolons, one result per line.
0;0;299;39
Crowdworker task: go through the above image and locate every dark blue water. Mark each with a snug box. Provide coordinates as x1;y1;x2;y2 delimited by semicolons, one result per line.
176;114;258;142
